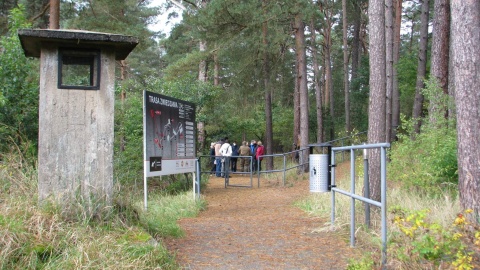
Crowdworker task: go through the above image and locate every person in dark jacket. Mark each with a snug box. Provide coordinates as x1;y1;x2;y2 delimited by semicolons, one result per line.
250;140;258;172
230;141;239;172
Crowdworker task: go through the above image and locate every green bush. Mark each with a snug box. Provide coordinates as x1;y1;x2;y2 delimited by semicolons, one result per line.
0;6;39;155
389;78;457;195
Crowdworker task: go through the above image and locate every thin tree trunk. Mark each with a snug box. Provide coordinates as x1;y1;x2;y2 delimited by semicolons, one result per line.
351;1;361;87
214;45;220;86
321;1;335;140
412;0;430;134
263;0;273;170
342;0;350;134
295;13;309;173
196;0;209;152
429;0;450;125
198;40;208;82
385;0;394;143
451;0;480;224
293;57;300;154
49;0;59;29
367;0;386;202
327;45;334;140
392;0;402;141
311;20;324;143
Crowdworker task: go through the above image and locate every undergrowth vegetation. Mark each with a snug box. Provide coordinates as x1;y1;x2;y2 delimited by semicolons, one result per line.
297;80;479;269
0;143;205;270
296;158;479;269
389;78;458;195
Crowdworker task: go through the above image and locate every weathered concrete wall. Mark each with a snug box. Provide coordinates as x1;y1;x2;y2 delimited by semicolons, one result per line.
38;45;114;208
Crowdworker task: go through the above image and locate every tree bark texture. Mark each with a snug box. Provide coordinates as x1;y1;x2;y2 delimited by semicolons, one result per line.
412;0;430;134
451;0;480;223
326;31;334;140
385;0;394;143
198;40;208;82
213;47;219;86
367;0;386;202
49;0;59;29
391;0;402;141
295;14;309;172
320;1;333;120
293;58;300;152
429;0;450;124
342;0;350;134
351;1;361;85
263;0;274;170
311;21;324;143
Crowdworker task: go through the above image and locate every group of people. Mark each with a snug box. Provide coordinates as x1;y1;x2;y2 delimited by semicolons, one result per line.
209;138;265;177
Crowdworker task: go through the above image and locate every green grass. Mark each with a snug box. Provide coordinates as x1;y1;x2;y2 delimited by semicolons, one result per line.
0;150;205;270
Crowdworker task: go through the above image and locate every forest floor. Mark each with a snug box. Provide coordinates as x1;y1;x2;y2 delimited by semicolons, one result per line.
163;172;361;270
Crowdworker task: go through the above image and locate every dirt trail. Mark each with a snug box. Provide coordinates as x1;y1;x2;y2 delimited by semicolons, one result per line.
164;175;360;270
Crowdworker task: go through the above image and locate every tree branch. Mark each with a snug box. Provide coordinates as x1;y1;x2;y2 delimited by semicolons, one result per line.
168;0;187;11
30;3;50;23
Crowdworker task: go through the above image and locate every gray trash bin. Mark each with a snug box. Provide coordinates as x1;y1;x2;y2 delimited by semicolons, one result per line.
309;154;329;192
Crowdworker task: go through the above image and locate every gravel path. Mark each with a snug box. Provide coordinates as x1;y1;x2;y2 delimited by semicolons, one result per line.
164;175;360;270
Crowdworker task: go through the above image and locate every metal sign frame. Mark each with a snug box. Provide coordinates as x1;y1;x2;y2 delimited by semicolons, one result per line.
143;91;196;209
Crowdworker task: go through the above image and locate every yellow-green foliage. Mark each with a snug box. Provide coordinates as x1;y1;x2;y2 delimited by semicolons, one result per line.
391;208;479;269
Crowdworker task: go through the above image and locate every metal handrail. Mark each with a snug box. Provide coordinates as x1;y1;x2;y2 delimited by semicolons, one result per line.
330;143;390;269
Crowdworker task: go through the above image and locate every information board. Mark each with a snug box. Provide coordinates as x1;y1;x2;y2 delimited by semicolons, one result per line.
143;91;196;176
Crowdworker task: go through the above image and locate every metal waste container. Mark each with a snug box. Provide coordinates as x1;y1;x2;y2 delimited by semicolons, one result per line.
309;154;329;192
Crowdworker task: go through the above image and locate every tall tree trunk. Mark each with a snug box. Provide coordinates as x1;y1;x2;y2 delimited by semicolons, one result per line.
198;0;209;83
295;13;309;172
326;46;334;140
391;0;402;141
321;1;335;140
429;0;450;125
213;45;220;86
263;0;273;170
198;40;208;82
351;1;361;87
342;0;350;134
196;0;209;152
293;58;300;153
49;0;59;29
451;0;480;224
311;20;324;143
367;0;386;202
412;0;430;134
385;0;394;143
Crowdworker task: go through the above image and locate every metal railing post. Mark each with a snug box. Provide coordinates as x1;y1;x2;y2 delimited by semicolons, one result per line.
381;146;387;269
364;146;370;228
327;143;389;268
350;148;355;247
283;153;286;186
331;147;336;227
